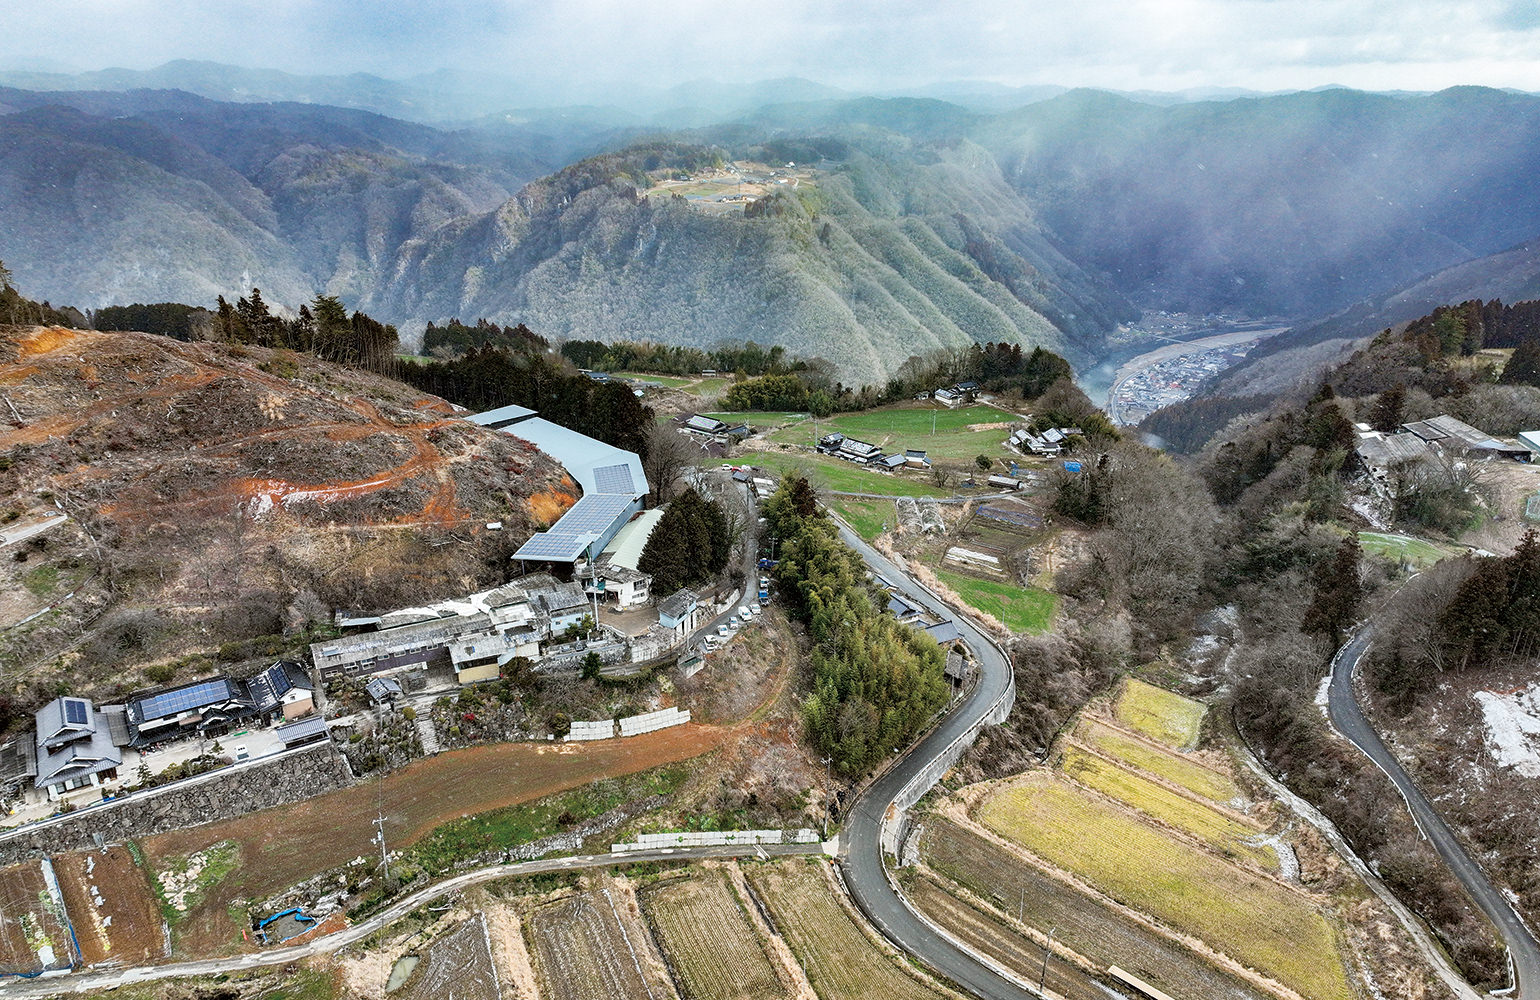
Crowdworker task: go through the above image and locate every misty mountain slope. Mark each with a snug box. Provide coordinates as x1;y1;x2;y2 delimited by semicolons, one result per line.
368;141;1134;382
0;92;556;309
977;87;1540;318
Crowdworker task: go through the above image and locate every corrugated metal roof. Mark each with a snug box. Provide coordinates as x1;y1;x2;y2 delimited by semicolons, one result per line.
502;417;647;499
601;509;664;572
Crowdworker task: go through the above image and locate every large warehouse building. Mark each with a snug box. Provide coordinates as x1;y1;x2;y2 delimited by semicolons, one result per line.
467;404;649;568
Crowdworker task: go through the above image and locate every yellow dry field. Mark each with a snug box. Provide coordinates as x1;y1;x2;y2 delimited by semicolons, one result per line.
1115;679;1207;749
750;861;951;1000
1060;746;1276;870
642;871;790;1000
979;774;1352;1000
1078;719;1239;803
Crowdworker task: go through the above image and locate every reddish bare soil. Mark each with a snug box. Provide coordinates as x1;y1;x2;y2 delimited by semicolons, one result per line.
143;725;729;957
0;859;72;974
53;845;167;966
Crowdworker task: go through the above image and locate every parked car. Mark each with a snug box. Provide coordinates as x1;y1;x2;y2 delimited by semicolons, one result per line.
738;606;751;619
728;619;740;631
717;625;730;639
750;603;761;616
234;745;250;762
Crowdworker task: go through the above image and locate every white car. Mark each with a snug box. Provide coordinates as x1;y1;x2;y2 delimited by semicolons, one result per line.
738;606;751;619
233;745;250;762
750;603;761;616
728;618;740;631
703;636;719;651
717;625;730;639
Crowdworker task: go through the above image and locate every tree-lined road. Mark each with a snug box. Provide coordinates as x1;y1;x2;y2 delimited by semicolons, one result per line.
1329;627;1540;999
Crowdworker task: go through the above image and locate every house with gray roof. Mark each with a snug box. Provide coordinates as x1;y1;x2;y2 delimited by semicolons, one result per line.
246;661;316;721
125;676;254;747
34;697;123;800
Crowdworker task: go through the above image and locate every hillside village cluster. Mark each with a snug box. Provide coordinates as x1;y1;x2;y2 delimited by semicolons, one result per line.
1;392;1006;825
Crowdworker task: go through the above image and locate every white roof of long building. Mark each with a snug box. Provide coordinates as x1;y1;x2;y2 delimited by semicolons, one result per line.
503;417;647;499
602;509;664;572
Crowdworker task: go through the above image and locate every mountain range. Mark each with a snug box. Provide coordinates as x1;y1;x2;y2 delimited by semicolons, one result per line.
10;77;1540;381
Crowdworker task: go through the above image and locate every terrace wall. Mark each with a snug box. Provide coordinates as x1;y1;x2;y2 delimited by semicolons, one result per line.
0;745;354;865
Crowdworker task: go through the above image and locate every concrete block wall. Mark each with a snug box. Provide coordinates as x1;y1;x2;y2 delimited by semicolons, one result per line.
610;827;820;853
618;707;690;737
567;719;616;741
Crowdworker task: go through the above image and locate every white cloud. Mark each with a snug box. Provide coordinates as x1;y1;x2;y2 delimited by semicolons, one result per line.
2;0;1539;94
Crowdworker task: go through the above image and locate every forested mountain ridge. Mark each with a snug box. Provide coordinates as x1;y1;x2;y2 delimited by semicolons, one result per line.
12;83;1540;382
365;140;1135;383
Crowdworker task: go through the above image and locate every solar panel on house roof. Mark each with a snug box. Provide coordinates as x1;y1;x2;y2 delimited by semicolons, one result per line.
137;679;231;721
64;699;88;726
593;463;635;495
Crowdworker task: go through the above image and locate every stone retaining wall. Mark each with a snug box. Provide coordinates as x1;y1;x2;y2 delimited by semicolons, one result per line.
0;745;354;865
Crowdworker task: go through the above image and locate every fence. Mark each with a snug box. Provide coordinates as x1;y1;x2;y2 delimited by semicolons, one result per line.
566;707;691;743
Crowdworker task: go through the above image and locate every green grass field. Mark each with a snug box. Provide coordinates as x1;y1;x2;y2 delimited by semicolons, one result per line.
1078;720;1239;803
750;451;949;498
1357;531;1453;568
829;497;894;541
1115;679;1207;750
767;404;1015;463
980;775;1352;1000
1060;746;1275;869
616;371;698;388
933;568;1056;634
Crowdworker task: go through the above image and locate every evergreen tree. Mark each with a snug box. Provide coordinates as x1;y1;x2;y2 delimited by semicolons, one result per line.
1302;534;1363;640
1367;383;1406;433
637;488;731;594
1500;338;1540;387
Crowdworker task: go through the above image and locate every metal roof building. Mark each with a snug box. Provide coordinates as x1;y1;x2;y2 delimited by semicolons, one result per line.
468;411;649;566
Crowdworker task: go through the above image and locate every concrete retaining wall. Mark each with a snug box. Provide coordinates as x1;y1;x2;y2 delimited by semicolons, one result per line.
611;827;819;852
0;745;353;866
880;665;1015;856
619;707;690;737
567;719;616;742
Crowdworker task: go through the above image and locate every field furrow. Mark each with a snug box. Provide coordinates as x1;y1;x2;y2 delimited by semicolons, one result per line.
641;870;790;1000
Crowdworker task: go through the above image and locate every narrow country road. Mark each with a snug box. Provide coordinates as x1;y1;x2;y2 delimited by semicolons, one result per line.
11;843;822;997
833;524;1044;1000
1329;627;1540;998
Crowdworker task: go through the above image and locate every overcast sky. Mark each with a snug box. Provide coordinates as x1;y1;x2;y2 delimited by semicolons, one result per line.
5;0;1540;95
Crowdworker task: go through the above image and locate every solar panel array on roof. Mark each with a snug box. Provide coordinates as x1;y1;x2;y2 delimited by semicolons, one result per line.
63;699;88;726
136;679;232;722
593;463;635;495
514;494;636;561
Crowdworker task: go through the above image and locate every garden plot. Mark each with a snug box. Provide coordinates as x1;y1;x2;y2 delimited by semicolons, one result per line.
527;887;673;1000
0;859;74;975
53;846;167;965
394;913;500;1000
918;817;1271;1000
749;860;952;1000
641;871;790;1000
978;774;1352;1000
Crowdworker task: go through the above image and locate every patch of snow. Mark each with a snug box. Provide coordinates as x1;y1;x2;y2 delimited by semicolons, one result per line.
1349;493;1390;530
1474;684;1540;777
1315;674;1331;709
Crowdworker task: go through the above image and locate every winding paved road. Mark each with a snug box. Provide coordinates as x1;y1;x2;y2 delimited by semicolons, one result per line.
833;524;1041;1000
1329;627;1540;998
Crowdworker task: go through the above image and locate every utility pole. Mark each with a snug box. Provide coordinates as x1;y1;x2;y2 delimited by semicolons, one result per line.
373;811;389;883
1039;926;1056;994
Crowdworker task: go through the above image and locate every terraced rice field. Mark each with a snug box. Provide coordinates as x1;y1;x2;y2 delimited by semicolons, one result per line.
1077;718;1239;802
919;817;1270;1000
0;859;73;975
749;860;952;1000
527;889;668;1000
1115;679;1207;749
641;871;789;1000
1059;746;1276;869
979;774;1352;1000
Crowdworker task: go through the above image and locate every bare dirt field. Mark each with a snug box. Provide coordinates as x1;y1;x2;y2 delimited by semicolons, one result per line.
394;913;499;1000
640;870;790;1000
0;859;73;974
748;860;953;1000
525;886;673;1000
143;726;727;957
53;846;167;966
